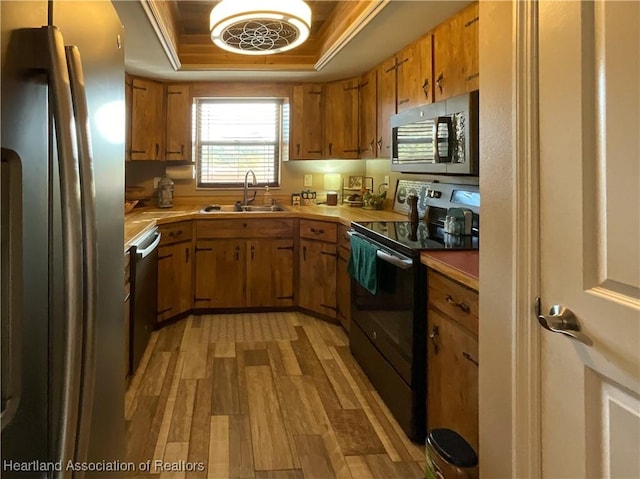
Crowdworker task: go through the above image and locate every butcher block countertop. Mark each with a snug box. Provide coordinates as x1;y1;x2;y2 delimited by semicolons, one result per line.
421;250;479;291
125;203;406;252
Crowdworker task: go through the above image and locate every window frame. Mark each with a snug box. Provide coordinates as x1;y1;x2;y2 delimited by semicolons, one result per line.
193;97;288;190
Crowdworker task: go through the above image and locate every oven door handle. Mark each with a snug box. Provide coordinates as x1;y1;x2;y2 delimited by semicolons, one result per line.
375;250;413;270
347;230;413;270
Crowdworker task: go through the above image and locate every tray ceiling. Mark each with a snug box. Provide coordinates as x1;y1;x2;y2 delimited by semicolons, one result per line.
114;1;472;82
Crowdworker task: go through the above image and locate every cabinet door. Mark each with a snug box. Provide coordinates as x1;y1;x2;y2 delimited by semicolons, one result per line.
324;78;360;159
175;241;193;315
157;244;177;322
427;307;479;454
376;57;396;158
298;239;337;318
165;84;191;161
433;20;455;101
396;39;428;112
358;69;377;159
246;239;294;307
433;3;479;101
194;239;245;309
460;2;479;93
130;77;164;160
419;34;434;105
336;246;351;331
290;84;324;159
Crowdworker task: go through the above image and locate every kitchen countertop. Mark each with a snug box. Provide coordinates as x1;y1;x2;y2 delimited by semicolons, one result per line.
124;204;406;252
421;250;479;291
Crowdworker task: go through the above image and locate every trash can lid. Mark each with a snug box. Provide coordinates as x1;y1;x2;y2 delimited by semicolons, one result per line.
426;428;478;468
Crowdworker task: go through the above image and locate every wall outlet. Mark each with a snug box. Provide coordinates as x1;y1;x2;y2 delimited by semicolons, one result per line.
153;176;161;189
384;175;390;188
304;174;313;187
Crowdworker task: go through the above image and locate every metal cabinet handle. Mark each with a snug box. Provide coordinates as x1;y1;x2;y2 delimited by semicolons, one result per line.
328;143;333;156
436;72;444;94
422;78;430;99
303;245;306;262
185;247;189;263
462;351;479;366
250;244;255;260
155;143;159;158
235;245;240;261
429;326;439;354
310;227;324;234
445;294;470;313
296;144;300;155
369;140;375;152
536;298;593;346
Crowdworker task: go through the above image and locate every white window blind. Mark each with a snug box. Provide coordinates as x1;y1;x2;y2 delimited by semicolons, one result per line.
194;98;285;188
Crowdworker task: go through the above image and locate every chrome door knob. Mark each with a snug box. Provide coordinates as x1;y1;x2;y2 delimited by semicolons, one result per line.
536;299;593;346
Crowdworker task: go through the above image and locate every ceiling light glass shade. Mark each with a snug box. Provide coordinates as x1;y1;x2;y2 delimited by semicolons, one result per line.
210;0;312;56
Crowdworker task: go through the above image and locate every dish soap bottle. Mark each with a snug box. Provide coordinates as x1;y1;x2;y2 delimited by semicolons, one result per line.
263;185;273;206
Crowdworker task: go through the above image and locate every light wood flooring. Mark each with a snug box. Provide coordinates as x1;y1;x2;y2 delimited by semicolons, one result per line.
124;312;426;478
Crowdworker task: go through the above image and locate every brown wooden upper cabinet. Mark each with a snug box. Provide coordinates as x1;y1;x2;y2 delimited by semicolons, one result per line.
323;77;360;159
290;84;324;160
396;34;433;112
165;84;191;161
358;69;377;159
130;77;164;160
376;56;397;158
433;2;479;101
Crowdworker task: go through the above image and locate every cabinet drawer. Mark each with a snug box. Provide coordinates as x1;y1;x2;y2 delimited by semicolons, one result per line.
300;219;337;242
428;269;478;335
338;224;351;251
196;219;294;238
159;221;192;245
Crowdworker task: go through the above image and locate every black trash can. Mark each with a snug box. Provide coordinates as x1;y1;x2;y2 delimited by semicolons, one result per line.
425;429;478;479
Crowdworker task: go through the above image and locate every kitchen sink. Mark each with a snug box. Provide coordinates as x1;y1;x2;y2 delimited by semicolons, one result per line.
199;203;286;214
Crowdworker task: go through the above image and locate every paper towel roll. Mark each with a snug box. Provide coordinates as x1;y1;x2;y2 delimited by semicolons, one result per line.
165;165;194;180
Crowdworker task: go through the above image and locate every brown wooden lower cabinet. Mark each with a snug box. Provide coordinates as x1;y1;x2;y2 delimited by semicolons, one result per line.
427;269;479;455
246;239;294;307
157;240;193;323
194;237;294;309
193;238;245;309
298;238;337;318
336;225;351;330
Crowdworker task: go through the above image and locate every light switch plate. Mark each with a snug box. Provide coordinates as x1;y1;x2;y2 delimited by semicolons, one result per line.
304;174;313;187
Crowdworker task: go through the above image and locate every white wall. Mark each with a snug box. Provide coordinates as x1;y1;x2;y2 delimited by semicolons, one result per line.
478;1;516;477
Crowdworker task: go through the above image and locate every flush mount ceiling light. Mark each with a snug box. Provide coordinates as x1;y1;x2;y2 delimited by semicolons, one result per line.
209;0;312;56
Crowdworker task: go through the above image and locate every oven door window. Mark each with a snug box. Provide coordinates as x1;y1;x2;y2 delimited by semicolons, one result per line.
351;258;415;385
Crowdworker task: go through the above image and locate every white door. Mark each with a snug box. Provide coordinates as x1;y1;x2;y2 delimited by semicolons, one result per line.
538;1;640;478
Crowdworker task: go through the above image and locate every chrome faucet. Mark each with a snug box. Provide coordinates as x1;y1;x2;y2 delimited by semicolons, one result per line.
243;169;257;207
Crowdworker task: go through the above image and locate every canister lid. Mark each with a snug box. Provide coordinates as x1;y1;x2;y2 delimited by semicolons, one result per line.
426;428;478;468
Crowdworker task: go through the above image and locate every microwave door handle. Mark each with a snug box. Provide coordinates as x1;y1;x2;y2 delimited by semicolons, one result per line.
434;116;453;163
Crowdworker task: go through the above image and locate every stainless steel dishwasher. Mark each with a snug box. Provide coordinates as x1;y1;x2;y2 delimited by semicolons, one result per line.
130;227;161;375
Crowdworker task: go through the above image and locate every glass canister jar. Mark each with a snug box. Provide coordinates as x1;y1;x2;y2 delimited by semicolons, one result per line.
425;429;478;479
157;174;174;208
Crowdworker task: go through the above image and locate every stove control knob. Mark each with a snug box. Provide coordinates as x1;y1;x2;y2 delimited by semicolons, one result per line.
432;190;442;198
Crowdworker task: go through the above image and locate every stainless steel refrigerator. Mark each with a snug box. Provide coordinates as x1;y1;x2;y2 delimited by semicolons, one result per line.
2;1;125;477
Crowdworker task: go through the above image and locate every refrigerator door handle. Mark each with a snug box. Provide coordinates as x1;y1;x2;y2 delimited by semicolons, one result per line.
44;26;85;476
65;45;98;469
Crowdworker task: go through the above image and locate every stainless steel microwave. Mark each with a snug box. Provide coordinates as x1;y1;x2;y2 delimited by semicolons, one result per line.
391;91;479;175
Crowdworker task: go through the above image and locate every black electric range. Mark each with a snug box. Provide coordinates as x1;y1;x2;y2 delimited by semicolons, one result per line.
351;220;479;258
348;181;479;443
